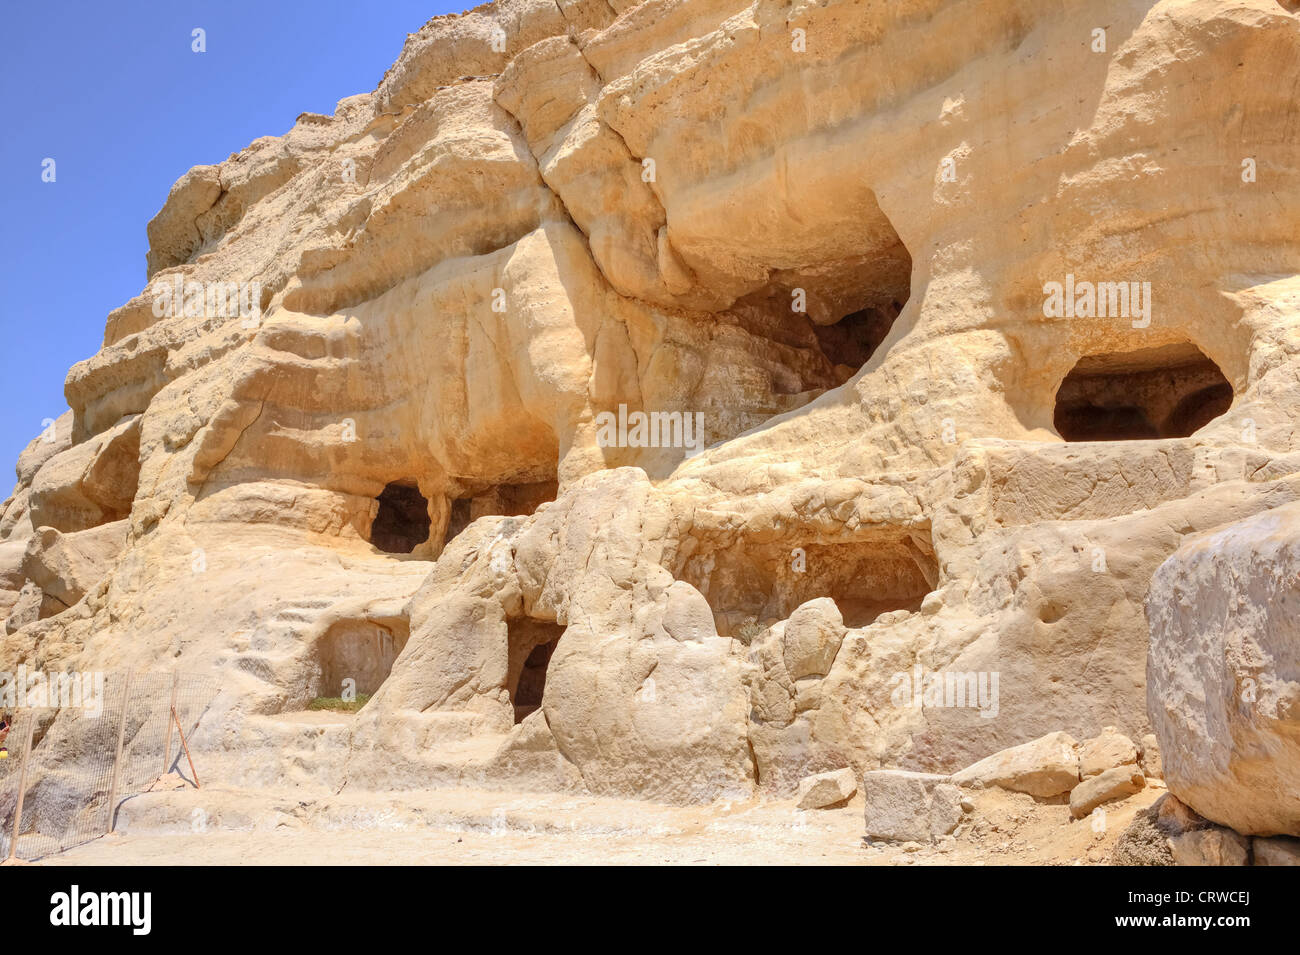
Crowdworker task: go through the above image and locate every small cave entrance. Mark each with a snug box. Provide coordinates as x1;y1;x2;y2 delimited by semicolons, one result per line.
370;481;431;554
722;233;913;401
811;300;907;374
506;618;565;724
442;480;558;546
1054;343;1233;441
313;618;410;703
678;532;938;638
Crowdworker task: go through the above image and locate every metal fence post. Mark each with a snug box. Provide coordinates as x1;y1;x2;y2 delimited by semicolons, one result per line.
6;715;37;862
105;669;134;835
163;670;179;775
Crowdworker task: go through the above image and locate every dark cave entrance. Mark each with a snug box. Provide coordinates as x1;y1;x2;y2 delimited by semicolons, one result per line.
811;300;907;373
317;618;409;700
679;532;938;638
442;480;558;546
506;618;565;724
370;481;431;553
1054;344;1233;441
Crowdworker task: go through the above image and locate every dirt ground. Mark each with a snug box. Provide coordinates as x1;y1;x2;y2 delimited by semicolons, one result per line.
29;778;1165;866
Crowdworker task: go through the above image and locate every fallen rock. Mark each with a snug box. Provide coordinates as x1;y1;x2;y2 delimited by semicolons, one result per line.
863;770;962;843
1069;766;1145;819
1252;836;1300;866
951;731;1080;798
1139;733;1163;780
796;767;856;809
1146;502;1300;836
1169;827;1250;866
1078;727;1139;779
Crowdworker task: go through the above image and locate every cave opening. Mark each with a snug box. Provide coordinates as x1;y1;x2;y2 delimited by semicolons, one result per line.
506;618;565;723
442;480;558;546
370;481;431;554
811;300;907;373
1054;343;1233;442
679;532;938;638
314;618;410;703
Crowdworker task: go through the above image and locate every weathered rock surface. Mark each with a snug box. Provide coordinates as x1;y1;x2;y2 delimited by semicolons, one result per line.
796;767;856;809
2;0;1300;827
1252;836;1300;865
862;770;963;843
1069;766;1145;819
1079;728;1139;779
1146;501;1300;836
1169;828;1251;867
952;732;1080;798
1138;734;1163;780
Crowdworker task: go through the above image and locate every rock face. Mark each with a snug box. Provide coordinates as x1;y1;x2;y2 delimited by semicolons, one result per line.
1146;502;1300;836
4;0;1300;815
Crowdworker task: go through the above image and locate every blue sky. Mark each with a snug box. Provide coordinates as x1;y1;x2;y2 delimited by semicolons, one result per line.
0;0;467;479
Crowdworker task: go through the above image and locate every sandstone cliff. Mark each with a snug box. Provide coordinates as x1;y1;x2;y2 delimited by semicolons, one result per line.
3;0;1299;826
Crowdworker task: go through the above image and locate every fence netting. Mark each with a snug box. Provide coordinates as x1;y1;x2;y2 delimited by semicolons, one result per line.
0;670;218;861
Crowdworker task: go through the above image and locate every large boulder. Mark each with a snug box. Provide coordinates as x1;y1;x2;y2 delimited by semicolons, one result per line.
863;770;962;843
1146;502;1300;836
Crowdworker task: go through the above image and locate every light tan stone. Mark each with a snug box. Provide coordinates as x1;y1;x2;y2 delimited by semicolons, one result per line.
952;732;1081;798
796;767;856;809
1147;501;1300;836
1079;727;1139;779
1;0;1298;840
1069;766;1145;819
1252;836;1300;866
1169;828;1250;867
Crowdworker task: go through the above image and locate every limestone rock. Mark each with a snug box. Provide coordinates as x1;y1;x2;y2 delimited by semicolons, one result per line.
863;770;962;843
660;581;716;643
781;598;846;681
1146;501;1300;836
1154;793;1209;836
1139;734;1163;780
796;767;856;810
2;0;1300;833
1069;766;1145;819
952;732;1081;798
4;581;64;634
1079;727;1139;779
22;521;128;609
1169;828;1250;867
1253;836;1300;866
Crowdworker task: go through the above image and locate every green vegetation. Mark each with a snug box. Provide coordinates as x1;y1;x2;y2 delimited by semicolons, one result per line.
307;694;370;713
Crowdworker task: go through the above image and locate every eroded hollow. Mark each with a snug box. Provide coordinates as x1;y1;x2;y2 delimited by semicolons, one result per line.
811;300;907;372
442;480;558;545
370;481;431;553
506;618;565;723
315;618;410;700
1054;343;1233;441
679;533;938;637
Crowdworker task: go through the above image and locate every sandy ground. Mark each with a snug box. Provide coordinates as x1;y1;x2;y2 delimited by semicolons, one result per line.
26;778;1165;866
